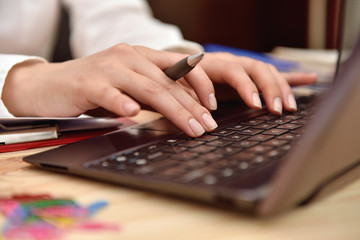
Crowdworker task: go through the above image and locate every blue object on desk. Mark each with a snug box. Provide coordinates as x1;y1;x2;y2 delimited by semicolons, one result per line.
203;43;299;72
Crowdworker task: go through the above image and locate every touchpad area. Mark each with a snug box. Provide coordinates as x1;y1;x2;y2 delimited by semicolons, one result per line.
133;117;181;133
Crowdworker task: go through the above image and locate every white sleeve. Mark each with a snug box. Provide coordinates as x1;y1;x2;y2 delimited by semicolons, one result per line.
0;54;47;117
62;0;203;58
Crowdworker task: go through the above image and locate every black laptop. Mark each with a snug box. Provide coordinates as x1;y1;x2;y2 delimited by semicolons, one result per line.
24;0;360;216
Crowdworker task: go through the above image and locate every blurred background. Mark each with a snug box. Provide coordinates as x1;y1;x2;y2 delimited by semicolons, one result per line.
52;0;343;62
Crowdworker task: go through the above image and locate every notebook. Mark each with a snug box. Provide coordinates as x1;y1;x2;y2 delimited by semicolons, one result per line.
23;0;360;216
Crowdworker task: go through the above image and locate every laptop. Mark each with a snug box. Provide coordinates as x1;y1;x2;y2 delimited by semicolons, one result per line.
24;0;360;216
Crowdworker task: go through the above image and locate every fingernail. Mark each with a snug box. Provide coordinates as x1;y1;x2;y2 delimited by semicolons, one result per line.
273;97;282;114
252;92;262;109
208;93;217;110
202;113;218;130
288;94;297;111
189;118;205;136
123;102;140;115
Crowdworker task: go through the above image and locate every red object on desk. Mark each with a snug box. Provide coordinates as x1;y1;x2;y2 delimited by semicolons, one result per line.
0;117;136;153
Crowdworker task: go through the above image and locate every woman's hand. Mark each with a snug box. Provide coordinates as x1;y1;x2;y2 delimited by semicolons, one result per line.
200;52;317;115
2;44;218;137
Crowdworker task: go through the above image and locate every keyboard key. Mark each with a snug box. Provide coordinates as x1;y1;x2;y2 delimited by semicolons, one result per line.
226;124;249;131
266;149;281;158
267;118;291;124
232;140;258;148
172;152;198;161
276;123;301;130
230;152;256;161
206;139;232;147
254;123;278;130
263;139;289;147
276;133;301;141
197;152;224;163
223;134;248;141
181;168;213;183
291;119;309;125
239;128;263;135
163;146;188;153
203;175;218;185
138;144;165;153
179;140;204;148
255;114;277;120
146;151;169;161
183;160;207;169
189;145;217;154
214;146;242;155
262;129;288;136
156;165;188;179
282;115;302;120
241;119;265;125
292;127;307;134
195;134;219;142
237;162;250;170
252;155;266;164
210;129;236;136
294;110;312;116
248;145;272;154
161;138;185;145
248;134;273;142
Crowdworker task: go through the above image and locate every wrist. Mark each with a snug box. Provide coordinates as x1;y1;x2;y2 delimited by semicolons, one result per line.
2;60;45;116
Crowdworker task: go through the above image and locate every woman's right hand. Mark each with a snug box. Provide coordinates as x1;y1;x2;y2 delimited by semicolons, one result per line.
2;44;218;137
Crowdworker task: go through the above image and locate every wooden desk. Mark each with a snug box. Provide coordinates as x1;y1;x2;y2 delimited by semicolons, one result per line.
1;111;360;240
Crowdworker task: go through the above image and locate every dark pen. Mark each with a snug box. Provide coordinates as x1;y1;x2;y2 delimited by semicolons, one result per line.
164;52;204;80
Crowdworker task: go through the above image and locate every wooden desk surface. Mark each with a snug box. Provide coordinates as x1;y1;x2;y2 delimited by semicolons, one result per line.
1;111;360;240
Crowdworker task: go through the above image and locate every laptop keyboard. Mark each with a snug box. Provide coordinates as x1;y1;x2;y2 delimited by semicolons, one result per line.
86;99;315;187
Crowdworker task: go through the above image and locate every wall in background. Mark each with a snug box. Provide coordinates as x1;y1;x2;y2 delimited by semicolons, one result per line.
148;0;342;52
52;0;342;62
148;0;308;52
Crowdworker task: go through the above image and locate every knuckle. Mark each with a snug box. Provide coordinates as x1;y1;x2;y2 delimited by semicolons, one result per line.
112;43;135;56
174;105;188;117
217;52;233;59
251;60;267;71
187;100;202;113
267;63;277;72
143;82;163;96
221;62;243;78
93;85;111;100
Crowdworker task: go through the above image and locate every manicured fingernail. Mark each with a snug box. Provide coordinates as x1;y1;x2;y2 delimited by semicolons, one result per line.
189;118;205;136
208;93;217;110
252;92;262;109
123;102;140;115
273;97;282;114
202;113;218;130
288;94;297;111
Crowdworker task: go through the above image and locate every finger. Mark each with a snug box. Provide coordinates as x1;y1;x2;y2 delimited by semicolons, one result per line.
281;72;318;86
86;84;141;117
245;61;284;114
165;81;218;132
115;71;217;137
208;60;263;110
135;47;217;111
268;65;298;111
122;51;218;132
86;75;204;137
176;79;201;103
107;45;218;135
181;66;217;111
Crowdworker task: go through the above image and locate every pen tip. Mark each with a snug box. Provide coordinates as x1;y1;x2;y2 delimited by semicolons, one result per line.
187;52;204;67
